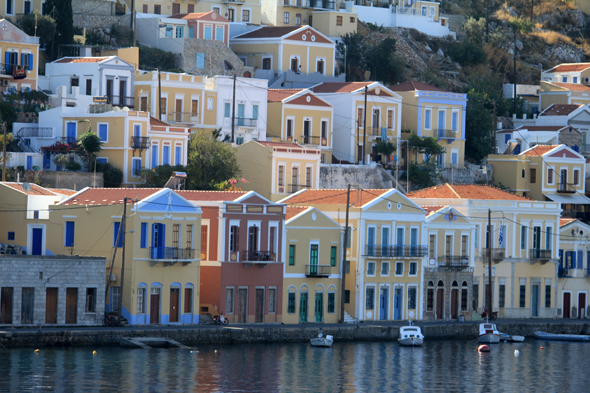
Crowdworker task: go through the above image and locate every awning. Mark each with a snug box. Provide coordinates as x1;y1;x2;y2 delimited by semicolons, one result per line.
543;193;590;204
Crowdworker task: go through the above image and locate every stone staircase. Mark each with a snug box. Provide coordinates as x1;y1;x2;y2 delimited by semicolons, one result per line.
344;310;359;324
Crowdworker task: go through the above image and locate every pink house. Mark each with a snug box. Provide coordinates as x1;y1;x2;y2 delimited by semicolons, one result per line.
170;11;230;47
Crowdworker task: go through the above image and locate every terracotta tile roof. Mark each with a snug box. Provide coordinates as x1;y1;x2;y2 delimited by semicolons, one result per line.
267;89;305;102
539;104;582;116
520;145;560;156
312;82;373;93
54;57;109;64
421;205;447;217
60;188;161;205
546;64;590;73
407;183;531;201
560;217;577;227
48;188;77;196
282;189;390;207
255;141;304;148
175;190;247;201
170;12;209;19
388;80;446;92
1;182;59;196
234;26;300;39
286;206;309;220
150;116;171;127
551;83;590;92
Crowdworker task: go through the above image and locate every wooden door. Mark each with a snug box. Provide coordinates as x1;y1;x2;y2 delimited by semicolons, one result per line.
450;289;458;319
357;145;363;164
21;287;35;324
45;288;58;324
140;96;147;112
175;99;182;122
579;293;586;319
150;291;160;324
0;287;13;324
66;288;78;324
563;292;571;318
169;288;179;323
255;288;264;323
436;288;444;319
238;288;247;323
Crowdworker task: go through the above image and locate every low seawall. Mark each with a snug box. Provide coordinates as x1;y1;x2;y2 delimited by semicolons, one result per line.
1;322;589;348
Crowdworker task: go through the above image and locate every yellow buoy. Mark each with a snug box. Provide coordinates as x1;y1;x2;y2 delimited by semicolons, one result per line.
93;351;97;355
34;349;40;353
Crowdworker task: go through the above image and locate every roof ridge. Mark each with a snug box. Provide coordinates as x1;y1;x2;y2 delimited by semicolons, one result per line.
446;183;462;199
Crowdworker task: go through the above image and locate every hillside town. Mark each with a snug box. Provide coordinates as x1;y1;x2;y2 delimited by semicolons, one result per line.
1;0;590;331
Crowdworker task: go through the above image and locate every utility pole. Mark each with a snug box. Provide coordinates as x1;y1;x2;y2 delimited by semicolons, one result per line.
406;141;410;193
487;209;492;320
105;213;124;311
2;122;6;182
513;29;517;117
356;120;359;165
363;86;368;164
117;197;128;327
231;73;236;143
157;68;162;120
339;184;351;323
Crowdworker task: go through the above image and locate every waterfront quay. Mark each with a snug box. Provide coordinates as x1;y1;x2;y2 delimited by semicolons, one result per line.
1;319;589;349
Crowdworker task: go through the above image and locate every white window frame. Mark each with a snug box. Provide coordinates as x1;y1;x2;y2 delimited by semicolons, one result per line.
97;122;109;143
268;286;277;313
289;55;300;72
285;116;295;138
262;55;273;70
381;261;390;277
574;168;581;186
451;110;459;131
395;261;404;277
241;8;252;23
284;12;289;24
547;165;555;185
315;57;326;75
387;108;395;130
409;261;418;277
367;261;376;277
437;109;446;130
424;108;432;130
132;157;142;177
137;285;147;314
247;221;262;252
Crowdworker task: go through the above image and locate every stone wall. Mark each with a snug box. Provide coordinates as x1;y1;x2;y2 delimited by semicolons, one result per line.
559;129;583;148
183;39;254;77
73;0;131;33
0;255;106;327
423;267;474;321
320;164;406;192
39;171;104;190
439;163;493;185
73;0;116;16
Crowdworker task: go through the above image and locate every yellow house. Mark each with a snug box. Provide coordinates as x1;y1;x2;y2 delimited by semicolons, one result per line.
309;10;358;38
235;140;321;202
389;80;467;169
281;188;429;322
0;18;39;92
128;0;261;23
408;184;561;319
539;80;590;110
231;25;335;77
557;218;590;319
283;206;343;324
267;88;333;163
47;187;203;325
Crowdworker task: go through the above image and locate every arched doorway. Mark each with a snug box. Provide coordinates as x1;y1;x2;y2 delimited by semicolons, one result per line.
436;280;444;319
451;281;459;319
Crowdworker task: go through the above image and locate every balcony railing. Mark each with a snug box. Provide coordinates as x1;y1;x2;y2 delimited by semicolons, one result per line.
242;250;276;262
437;129;459;139
167;112;199;124
16;127;53;138
530;249;552;259
107;95;135;108
305;264;331;277
307;0;335;9
131;136;150;150
558;268;572;278
235;117;257;127
364;245;428;258
437;256;470;268
302;135;320;145
480;248;506;261
557;183;576;193
150;247;196;260
0;63;28;78
289;184;311;194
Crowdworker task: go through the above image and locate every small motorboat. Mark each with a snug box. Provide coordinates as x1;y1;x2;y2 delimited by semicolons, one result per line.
398;322;424;346
310;332;333;347
478;323;501;344
534;331;590;342
499;332;525;342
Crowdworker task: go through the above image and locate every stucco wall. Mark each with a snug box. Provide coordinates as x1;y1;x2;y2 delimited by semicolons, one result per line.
320;163;404;191
39;171;104;189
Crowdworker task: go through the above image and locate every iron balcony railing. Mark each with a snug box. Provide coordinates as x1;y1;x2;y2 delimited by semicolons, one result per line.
302;135;320;144
558;268;572;278
107;95;135;108
306;264;331;277
364;245;428;258
167;112;199;124
480;248;506;260
242;250;276;262
235;117;257;127
530;249;552;259
437;129;458;139
16;127;53;138
131;136;150;150
437;256;470;267
0;62;28;77
150;247;196;260
369;127;396;136
557;183;576;193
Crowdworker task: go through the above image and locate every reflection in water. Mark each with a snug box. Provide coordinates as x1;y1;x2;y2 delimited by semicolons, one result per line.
0;339;589;392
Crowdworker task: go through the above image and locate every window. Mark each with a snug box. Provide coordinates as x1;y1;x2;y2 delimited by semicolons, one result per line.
427;285;434;311
8;232;15;241
330;246;337;266
438;110;445;130
337;16;343;26
562;76;567;83
530;168;536;183
172;224;180;248
295;14;301;25
151;145;158;168
216;26;224;41
429;234;435;258
86;288;97;313
287;119;293;137
381;261;389;276
284;12;289;24
175;26;183;38
204;26;212;40
229;225;239;252
236;137;244;145
188;4;194;12
350;17;355;22
175;146;182;166
160;98;167;114
268;288;276;313
165;25;173;38
519;283;526;307
288;292;296;313
574;76;578;83
96;158;107;165
289;244;296;265
278;165;284;187
499;284;505;307
522;169;526;178
548;168;553;184
328;293;335;313
33;210;39;219
111;287;121;312
65;221;75;247
367;262;376;276
310;244;318;265
574;169;580;185
140;223;147;248
191;99;198;116
357;108;363;127
226;288;235;313
346;226;352;249
113;222;123;248
6;0;13;14
409;262;417;276
137;287;146;314
474;225;479;248
546;227;552;251
451;112;458;131
408;287;416;310
201;225;208;260
461;286;468;311
224;103;231;117
186;225;193;249
424;109;431;129
132;158;141;177
185;287;193;313
499;225;506;249
345;290;350;304
262;58;271;70
240;9;250;22
321;120;328;139
521;225;527;250
316;59;324;74
189;26;194;38
227;8;235;22
213;7;220;14
395;261;403;276
545;285;551;308
253;105;259;120
366;287;374;310
163;146;170;165
473;284;479;311
196;53;205;69
345;260;350;274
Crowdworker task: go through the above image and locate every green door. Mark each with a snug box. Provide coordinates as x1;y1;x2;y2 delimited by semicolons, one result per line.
310;245;319;275
300;292;308;323
315;293;323;322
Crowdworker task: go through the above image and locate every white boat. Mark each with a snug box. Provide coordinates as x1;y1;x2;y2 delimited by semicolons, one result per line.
478;323;501;344
398;324;424;346
534;331;590;342
499;332;525;342
310;332;333;347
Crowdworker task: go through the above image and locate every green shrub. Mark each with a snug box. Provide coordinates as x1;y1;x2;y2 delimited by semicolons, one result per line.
66;161;82;172
448;41;486;67
96;162;123;188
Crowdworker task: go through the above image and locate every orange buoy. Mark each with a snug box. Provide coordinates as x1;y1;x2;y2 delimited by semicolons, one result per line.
540;347;544;350
478;344;490;352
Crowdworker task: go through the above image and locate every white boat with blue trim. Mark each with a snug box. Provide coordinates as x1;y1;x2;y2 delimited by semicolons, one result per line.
398;322;424;346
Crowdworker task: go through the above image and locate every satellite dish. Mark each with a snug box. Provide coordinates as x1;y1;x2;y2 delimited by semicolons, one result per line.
22;182;31;192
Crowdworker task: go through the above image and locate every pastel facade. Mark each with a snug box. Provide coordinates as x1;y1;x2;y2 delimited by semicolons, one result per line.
0;19;39;92
235;140;321;202
313;82;402;164
283;206;343;324
1;0;46;16
266;88;333;162
408;184;562;319
310;10;358;38
495;125;582;155
389;80;467;169
558;218;590;319
130;0;261;23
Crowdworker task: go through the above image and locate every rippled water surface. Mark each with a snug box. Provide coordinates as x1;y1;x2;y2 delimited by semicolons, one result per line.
1;339;589;392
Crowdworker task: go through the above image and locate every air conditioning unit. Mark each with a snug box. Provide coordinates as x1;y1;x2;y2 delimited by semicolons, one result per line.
1;80;8;86
110;274;117;282
584;77;590;84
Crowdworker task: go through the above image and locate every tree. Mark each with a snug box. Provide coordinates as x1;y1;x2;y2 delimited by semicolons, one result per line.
463;17;486;45
77;129;103;170
53;154;69;171
46;0;74;59
408;134;446;164
142;164;187;187
186;130;240;190
337;33;364;81
96;162;123;187
15;10;56;46
375;140;397;166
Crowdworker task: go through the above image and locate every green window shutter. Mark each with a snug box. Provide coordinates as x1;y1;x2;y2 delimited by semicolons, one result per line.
330;246;337;266
289;244;295;265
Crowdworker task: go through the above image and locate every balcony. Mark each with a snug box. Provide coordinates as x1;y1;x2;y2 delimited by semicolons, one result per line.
305;264;332;277
149;247;197;266
437;256;470;268
235;117;257;127
107;95;134;108
369;126;393;137
302;135;320;145
558;268;572;278
0;63;28;79
364;245;428;258
16;127;53;138
480;248;506;262
530;249;552;263
167;112;199;125
437;129;459;139
131;136;150;150
242;250;276;264
557;183;576;194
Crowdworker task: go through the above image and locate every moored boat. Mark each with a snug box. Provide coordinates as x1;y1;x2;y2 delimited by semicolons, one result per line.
478;323;501;344
534;331;590;342
499;333;525;342
310;332;334;347
398;323;424;346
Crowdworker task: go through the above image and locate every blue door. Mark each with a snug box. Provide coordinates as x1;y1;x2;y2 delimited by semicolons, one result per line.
394;287;401;320
151;223;165;258
32;228;43;255
379;288;388;320
66;122;76;143
43;151;51;169
163;146;170;165
26;156;32;170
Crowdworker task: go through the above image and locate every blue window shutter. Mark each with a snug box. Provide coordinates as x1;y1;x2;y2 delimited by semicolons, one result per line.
163;146;170;165
559;249;563;268
505;134;511;144
141;223;147;248
99;124;107;142
5;53;9;72
253;105;258;120
151;145;158;167
578;250;583;268
28;54;33;71
196;53;204;69
189;27;194;38
175;146;181;165
134;124;140;137
570;251;575;269
21;53;25;68
65;221;75;247
113;222;123;247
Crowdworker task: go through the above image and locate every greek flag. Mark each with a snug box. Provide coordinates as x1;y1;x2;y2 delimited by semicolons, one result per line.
499;226;504;246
